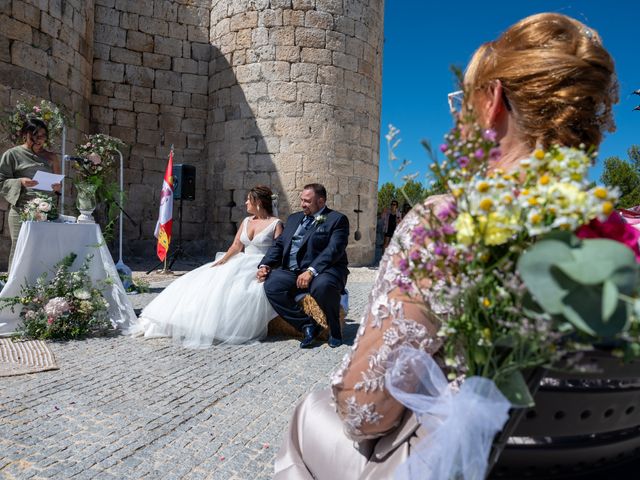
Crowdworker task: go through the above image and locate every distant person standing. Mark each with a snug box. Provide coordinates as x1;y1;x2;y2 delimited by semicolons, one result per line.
381;200;401;249
402;202;412;218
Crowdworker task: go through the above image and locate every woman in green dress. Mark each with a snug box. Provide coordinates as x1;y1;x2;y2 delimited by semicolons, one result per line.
0;118;62;271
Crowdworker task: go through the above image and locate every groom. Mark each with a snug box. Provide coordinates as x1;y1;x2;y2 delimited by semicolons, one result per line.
257;183;349;348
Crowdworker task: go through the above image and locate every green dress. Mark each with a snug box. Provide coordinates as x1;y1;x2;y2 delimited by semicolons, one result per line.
0;145;56;270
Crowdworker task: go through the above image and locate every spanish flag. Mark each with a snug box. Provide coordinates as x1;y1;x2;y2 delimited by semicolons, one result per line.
154;148;174;262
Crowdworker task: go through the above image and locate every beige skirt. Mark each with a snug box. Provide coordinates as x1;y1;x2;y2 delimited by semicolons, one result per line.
274;388;425;479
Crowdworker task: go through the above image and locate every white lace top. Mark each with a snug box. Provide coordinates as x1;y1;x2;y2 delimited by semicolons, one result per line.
331;196;451;441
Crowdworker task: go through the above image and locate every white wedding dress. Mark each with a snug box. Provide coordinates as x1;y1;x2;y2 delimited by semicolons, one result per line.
132;217;280;347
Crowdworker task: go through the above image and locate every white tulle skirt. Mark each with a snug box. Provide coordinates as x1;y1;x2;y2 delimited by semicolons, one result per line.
132;252;277;348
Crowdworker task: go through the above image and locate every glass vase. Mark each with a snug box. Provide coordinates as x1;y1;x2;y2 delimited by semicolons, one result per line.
75;181;98;223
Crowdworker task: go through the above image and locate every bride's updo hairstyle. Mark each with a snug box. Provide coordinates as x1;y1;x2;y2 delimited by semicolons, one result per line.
249;185;274;215
465;13;618;149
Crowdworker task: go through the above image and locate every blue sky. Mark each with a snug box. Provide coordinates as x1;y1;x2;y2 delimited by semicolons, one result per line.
378;1;639;187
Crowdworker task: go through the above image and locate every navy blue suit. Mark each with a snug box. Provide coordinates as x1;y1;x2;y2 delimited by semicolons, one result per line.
261;207;349;338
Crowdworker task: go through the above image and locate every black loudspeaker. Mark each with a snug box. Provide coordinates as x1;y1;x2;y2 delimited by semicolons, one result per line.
172;164;196;201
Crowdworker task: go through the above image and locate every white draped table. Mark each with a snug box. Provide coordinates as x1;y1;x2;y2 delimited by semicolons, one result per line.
0;221;136;336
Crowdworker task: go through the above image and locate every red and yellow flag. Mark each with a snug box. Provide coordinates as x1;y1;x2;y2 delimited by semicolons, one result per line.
154;148;174;262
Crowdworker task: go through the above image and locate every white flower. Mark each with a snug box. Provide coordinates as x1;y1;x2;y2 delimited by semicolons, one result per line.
73;289;91;300
44;297;70;318
38;202;51;212
315;214;327;225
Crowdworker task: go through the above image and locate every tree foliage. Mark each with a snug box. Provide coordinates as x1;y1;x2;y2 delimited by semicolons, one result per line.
600;146;640;209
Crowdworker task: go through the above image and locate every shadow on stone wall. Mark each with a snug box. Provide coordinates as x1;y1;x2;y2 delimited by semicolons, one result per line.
205;45;286;255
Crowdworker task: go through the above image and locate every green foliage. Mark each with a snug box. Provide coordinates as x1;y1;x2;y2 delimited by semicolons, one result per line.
600;146;640;208
517;236;638;338
0;253;112;340
377;182;397;214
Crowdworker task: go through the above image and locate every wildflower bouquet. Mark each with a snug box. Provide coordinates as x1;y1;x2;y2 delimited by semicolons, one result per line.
20;192;58;222
2;99;69;147
0;253;112;340
398;120;640;406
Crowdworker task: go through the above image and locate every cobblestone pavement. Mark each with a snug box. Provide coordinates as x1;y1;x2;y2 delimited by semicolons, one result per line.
0;268;377;480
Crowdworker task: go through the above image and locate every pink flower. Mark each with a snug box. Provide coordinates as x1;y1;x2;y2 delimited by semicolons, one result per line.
47;316;54;325
33;106;41;113
576;211;640;261
88;153;102;165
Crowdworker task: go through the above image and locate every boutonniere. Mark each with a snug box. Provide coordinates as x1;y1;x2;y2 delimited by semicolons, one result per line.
314;214;327;225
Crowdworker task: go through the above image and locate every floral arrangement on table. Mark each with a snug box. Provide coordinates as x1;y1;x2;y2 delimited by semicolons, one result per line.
1;98;69;148
20;193;58;222
384;101;640;478
0;253;112;340
73;133;125;235
74;133;124;181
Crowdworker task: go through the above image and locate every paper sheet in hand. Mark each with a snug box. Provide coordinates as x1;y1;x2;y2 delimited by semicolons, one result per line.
32;171;64;191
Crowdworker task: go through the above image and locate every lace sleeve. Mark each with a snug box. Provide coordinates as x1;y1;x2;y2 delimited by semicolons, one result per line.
330;196;452;441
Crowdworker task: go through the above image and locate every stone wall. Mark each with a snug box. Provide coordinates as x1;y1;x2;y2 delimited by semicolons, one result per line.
0;0;96;267
0;0;384;267
207;0;384;264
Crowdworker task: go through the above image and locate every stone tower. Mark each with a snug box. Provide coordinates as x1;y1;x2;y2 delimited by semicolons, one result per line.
0;0;384;267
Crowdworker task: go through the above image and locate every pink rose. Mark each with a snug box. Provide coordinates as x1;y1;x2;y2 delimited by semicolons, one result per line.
88;153;102;165
576;211;640;261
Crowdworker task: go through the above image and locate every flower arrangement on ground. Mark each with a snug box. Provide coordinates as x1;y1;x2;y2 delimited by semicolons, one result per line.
0;253;112;340
394;118;640;406
2;98;69;147
20;193;58;222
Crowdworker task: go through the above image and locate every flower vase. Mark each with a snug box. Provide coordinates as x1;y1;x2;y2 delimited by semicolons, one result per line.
75;181;97;224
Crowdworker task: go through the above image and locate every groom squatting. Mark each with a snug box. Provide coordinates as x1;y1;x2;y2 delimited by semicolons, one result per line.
257;183;349;348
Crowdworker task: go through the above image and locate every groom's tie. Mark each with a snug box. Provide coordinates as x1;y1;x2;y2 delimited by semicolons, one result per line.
301;215;313;230
288;215;314;271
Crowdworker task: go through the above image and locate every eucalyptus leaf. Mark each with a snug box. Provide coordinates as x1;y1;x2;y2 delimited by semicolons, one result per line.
602;280;619;322
517;240;575;314
496;370;535;407
561;284;628;337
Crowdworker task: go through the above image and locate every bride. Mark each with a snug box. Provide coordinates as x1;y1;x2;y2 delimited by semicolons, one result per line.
132;185;283;347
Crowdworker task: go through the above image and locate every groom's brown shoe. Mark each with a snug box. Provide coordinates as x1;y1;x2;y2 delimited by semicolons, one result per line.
300;325;320;348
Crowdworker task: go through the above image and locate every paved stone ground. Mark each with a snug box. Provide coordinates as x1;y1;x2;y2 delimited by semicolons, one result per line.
0;266;377;480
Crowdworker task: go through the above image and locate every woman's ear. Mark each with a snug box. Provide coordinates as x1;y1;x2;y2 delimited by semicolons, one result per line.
486;80;509;128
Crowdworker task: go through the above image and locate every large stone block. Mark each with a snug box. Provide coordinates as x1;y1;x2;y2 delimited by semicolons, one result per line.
40;11;61;37
126;30;154;52
115;109;136;127
259;9;282;27
152;88;173;105
301;47;331;65
140;16;168;36
290;62;317;82
1;15;33;43
137;112;158;130
260;61;290;82
305;10;333;29
229;11;258;31
12;1;39;28
181;117;205;134
275;45;300;62
10;41;47;77
131;85;151;102
282;8;305;27
155;70;182;91
159;114;182;132
168;21;187;40
110;46;142;65
173;58;198;74
95;5;119;26
120;12;139;30
154;36;182;57
125;64;155;87
316;0;343;14
292;0;315;11
178;5;209;27
142;52;171;69
153;0;177;22
91;105;114;124
94;23;126;47
115;0;147;15
137;128;162;145
295;26;325;48
267;82;297;102
182;74;207;94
